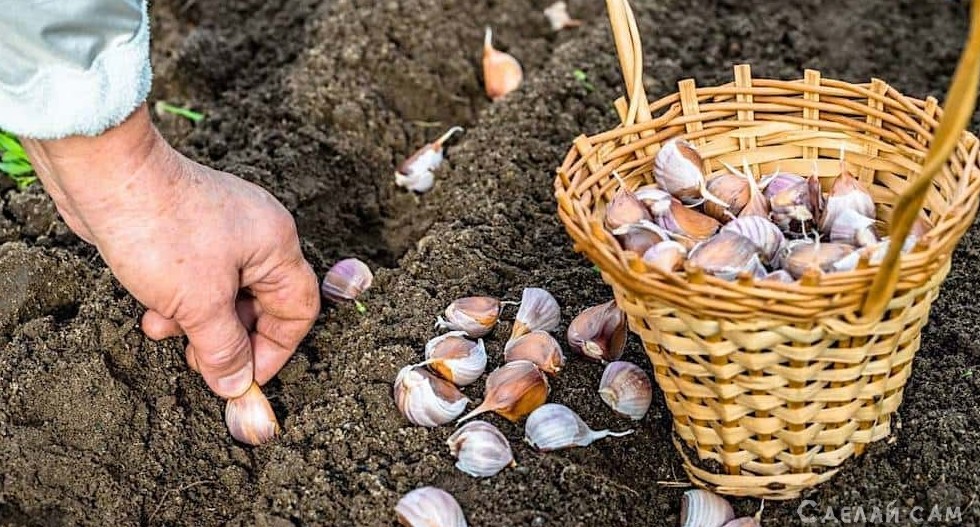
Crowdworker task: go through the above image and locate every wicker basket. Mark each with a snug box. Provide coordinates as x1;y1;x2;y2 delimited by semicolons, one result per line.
555;0;980;499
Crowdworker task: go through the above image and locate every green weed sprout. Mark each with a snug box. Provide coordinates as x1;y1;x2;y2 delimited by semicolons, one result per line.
154;101;205;123
0;131;36;190
573;69;595;92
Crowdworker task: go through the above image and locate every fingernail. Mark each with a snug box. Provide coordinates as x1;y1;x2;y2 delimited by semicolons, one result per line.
217;367;253;398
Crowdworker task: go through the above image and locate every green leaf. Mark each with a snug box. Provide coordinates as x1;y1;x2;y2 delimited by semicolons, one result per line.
0;131;26;157
0;161;33;176
573;69;595;92
11;175;36;190
154;101;205;123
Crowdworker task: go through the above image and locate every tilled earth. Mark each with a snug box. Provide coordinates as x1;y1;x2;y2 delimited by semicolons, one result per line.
1;0;978;525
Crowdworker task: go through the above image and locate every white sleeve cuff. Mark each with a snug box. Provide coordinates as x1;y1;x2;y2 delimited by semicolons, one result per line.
0;3;152;140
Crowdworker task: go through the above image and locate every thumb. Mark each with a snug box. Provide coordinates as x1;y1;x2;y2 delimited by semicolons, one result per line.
183;307;254;399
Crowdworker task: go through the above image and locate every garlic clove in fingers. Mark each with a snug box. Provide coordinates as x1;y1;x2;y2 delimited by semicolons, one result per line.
225;382;280;446
321;258;373;310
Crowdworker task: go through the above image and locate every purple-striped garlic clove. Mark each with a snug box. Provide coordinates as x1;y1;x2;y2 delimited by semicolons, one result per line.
680;489;735;527
394;365;470;427
702;170;750;221
504;330;566;376
457;360;549;423
598;361;653;420
769;174;824;238
655;199;721;244
524;403;633;452
435;296;501;337
721;215;785;266
447;420;515;478
762;171;806;201
605;184;654;231
396;487;468;527
509;287;561;342
423;331;487;386
567;300;627;363
722;518;761;527
653;140;728;207
225;382;280;446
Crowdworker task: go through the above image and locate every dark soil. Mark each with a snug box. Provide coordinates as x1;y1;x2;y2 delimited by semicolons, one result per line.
2;0;978;525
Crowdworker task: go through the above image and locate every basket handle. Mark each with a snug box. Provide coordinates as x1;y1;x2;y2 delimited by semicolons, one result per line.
861;1;980;320
606;0;651;127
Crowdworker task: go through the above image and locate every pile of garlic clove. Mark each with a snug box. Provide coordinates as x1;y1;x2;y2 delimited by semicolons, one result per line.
607;139;935;282
680;489;761;527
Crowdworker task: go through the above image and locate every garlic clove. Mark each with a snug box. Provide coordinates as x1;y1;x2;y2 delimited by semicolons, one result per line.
446;420;515;478
722;519;761;527
633;185;673;216
612;220;667;255
642;240;687;273
225;382;280;446
761;171;806;201
394;126;464;193
680;489;735;527
653;140;728;207
829;208;878;247
567;300;627;362
394;365;470;427
702;171;750;221
688;231;767;281
605;185;654;231
598;361;653;420
423;331;487;386
910;214;934;239
720;215;785;266
396;487;468;527
482;27;522;101
457;360;549;423
504;330;566;376
509;287;561;342
820;163;875;233
656;199;721;242
543;1;583;31
435;296;501;337
769;174;823;238
762;269;795;283
738;168;770;219
321;258;373;308
782;240;856;279
524;403;633;452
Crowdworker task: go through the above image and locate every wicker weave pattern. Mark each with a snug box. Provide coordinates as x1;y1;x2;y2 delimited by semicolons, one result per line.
554;64;980;499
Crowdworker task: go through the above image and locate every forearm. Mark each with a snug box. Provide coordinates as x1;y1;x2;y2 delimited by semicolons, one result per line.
0;0;151;140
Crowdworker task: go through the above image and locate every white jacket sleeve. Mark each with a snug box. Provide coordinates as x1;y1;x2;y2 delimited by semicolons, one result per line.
0;0;151;140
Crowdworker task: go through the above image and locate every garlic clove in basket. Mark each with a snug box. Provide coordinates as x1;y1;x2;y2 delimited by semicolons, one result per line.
509;287;561;342
829;208;879;248
769;174;824;238
634;185;673;216
612;220;667;255
423;331;487;386
598;361;652;420
720;215;785;266
543;1;583;31
653;140;728;207
761;269;795;283
224;382;279;446
642;240;687;272
605;184;654;231
394;126;464;193
688;231;767;281
394;365;470;427
396;487;468;527
567;300;627;363
820;164;875;234
761;171;806;201
738;167;770;219
447;420;515;478
655;199;721;243
457;360;549;423
721;518;761;527
781;240;856;279
910;214;934;239
435;296;502;337
504;330;566;376
524;403;633;452
703;170;750;221
482;27;523;101
680;489;735;527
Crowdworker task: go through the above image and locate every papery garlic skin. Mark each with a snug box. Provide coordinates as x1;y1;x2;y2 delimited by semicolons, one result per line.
761;171;805;201
396;487;468;527
457;360;550;423
642;240;687;272
225;382;280;446
762;269;795;283
510;287;561;341
769;174;824;238
655;199;721;244
482;27;522;101
703;171;749;221
599;361;653;420
567;300;627;362
504;330;566;376
524;403;633;452
680;489;735;527
424;331;487;386
633;185;672;216
820;167;875;232
394;365;470;427
435;296;501;337
447;421;515;477
321;258;373;303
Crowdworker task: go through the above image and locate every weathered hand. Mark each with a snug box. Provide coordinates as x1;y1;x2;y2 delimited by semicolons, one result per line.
21;105;320;399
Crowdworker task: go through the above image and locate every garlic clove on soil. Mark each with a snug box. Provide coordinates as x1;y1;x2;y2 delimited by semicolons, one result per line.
321;258;373;310
680;489;736;527
457;360;549;423
567;300;627;363
653;139;728;207
642;240;687;273
423;331;487;386
394;126;464;193
225;382;280;446
482;27;523;101
509;287;561;342
396;486;468;527
524;403;633;452
446;420;515;478
688;231;767;281
503;330;566;376
543;1;583;31
435;296;502;337
598;361;653;420
394;365;470;427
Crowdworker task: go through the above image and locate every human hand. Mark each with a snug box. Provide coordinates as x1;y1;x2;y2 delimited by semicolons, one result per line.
20;105;320;399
